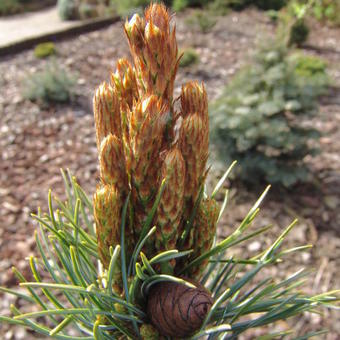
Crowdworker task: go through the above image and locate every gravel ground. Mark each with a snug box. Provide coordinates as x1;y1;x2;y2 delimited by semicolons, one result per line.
0;8;339;339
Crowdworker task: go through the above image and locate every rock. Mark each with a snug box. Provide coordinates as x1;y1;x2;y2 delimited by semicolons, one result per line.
247;241;261;252
2;201;20;213
324;195;339;210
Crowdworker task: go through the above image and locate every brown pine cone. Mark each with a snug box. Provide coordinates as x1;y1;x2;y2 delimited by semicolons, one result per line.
147;280;213;338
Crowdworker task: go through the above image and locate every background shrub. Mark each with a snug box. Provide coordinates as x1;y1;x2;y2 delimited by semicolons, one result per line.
22;61;76;106
172;0;209;11
291;53;329;91
209;0;288;11
0;0;55;16
184;10;217;33
175;0;289;12
57;0;117;20
107;0;292;15
312;0;340;26
34;42;57;59
210;40;327;187
57;0;78;20
0;0;21;15
288;18;309;46
254;0;287;10
109;0;150;15
172;0;188;11
78;2;99;19
277;1;310;47
179;48;199;67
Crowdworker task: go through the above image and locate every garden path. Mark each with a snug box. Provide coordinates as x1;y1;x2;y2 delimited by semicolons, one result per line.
0;6;118;55
0;7;80;48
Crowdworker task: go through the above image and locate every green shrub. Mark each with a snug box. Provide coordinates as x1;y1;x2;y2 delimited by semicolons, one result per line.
266;9;280;22
209;0;288;12
172;0;188;11
78;2;98;19
291;53;329;91
110;0;150;15
173;0;209;11
110;0;204;14
255;0;287;10
23;61;76;106
0;0;21;15
294;54;326;75
179;48;199;67
312;0;340;26
174;0;240;12
288;18;309;46
34;42;57;59
185;10;217;33
57;0;78;20
109;0;288;13
210;40;326;187
0;0;59;16
276;1;310;47
206;0;231;14
57;0;117;20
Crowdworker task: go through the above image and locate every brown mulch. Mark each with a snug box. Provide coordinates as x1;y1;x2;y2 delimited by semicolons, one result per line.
0;8;339;339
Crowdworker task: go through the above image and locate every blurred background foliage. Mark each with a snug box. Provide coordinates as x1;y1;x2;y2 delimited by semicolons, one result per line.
210;39;328;187
2;0;339;27
57;0;116;20
0;0;56;16
9;0;337;189
22;60;77;107
311;0;340;26
179;48;200;67
33;42;57;59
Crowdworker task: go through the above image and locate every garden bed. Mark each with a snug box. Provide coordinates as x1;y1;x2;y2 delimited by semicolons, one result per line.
0;7;339;339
